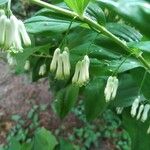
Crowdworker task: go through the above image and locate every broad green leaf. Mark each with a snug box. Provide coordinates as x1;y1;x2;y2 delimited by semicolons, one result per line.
131;67;150;100
106;23;142;42
0;0;8;5
33;128;58;150
54;85;79;119
84;77;107;121
64;0;90;15
25;16;79;34
112;74;139;107
97;0;150;37
122;108;150;150
21;142;33;150
86;2;106;25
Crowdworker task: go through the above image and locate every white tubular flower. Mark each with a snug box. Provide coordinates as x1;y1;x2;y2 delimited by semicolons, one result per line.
104;76;119;102
24;60;30;71
0;15;7;45
50;48;60;72
130;96;140;117
72;61;81;84
72;55;90;86
136;104;144;120
62;50;70;77
82;55;90;81
147;125;150;134
141;104;150;122
39;64;46;76
18;20;31;46
116;107;124;114
55;54;64;80
7;53;17;66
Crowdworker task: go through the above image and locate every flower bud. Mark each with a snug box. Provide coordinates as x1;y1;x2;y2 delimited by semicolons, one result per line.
62;50;70;77
55;54;64;80
5;15;18;49
18;20;31;46
0;9;5;16
24;60;30;71
104;76;119;102
131;96;140;117
39;64;46;76
141;104;150;122
7;53;17;66
72;55;90;86
50;48;60;72
0;15;7;45
147;125;150;134
116;107;123;114
72;61;81;84
136;104;144;120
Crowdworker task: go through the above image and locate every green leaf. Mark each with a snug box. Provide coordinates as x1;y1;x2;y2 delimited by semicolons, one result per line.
98;0;150;37
86;2;106;25
25;16;79;34
112;74;139;107
64;0;90;15
21;142;33;150
131;67;150;99
84;77;107;121
33;128;58;150
122;108;150;150
8;138;21;150
106;23;142;42
0;0;8;5
54;85;79;119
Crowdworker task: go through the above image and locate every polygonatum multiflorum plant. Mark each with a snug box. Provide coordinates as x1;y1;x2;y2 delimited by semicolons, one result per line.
0;0;150;149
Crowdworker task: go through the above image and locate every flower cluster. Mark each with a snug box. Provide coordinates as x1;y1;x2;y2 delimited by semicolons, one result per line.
104;76;119;102
131;96;150;122
39;64;47;76
72;55;90;86
0;9;31;53
50;47;70;80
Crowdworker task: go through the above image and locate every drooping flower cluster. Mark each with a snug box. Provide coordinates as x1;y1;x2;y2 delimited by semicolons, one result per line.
0;9;31;53
72;55;90;86
50;47;70;80
104;76;119;102
131;96;150;122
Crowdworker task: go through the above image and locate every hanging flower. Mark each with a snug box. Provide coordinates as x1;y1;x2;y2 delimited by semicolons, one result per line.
141;104;150;122
39;64;46;76
72;55;90;86
55;54;64;80
24;60;30;71
0;9;31;53
136;104;144;120
0;14;7;46
147;125;150;134
50;47;71;80
116;107;124;114
50;48;61;72
104;76;119;102
130;96;140;117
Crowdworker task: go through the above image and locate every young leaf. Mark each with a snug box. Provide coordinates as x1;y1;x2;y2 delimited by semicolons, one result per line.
64;0;90;15
33;128;58;150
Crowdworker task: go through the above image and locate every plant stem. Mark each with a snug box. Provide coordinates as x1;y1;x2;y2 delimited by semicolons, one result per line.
31;0;150;71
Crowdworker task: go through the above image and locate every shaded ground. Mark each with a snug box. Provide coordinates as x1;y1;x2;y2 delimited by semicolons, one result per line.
0;60;111;150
